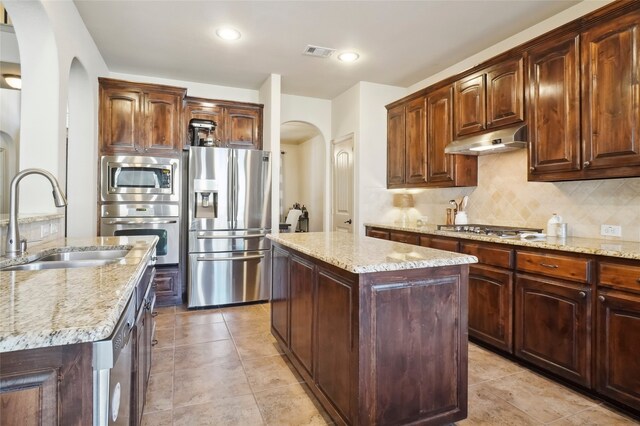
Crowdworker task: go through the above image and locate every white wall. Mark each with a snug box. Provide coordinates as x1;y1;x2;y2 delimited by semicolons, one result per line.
259;74;281;232
0;89;20;214
280;143;302;217
4;0;108;238
110;72;259;103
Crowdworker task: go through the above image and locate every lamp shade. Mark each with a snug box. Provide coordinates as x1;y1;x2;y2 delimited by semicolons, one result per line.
393;193;414;208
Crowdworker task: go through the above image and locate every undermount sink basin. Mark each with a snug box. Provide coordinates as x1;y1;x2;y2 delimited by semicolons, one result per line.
1;249;129;271
37;249;130;262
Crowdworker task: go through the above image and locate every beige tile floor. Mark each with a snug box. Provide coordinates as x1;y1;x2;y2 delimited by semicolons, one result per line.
143;302;638;426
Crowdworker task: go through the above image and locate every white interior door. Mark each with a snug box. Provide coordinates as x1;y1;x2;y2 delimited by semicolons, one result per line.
332;134;354;233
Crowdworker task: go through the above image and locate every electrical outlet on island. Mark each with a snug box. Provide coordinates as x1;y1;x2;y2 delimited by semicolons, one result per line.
600;224;622;237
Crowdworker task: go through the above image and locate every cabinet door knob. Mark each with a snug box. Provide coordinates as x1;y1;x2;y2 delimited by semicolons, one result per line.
583;161;591;168
598;295;605;302
578;291;587;298
151;339;159;347
529;166;536;172
152;311;159;317
636;277;640;283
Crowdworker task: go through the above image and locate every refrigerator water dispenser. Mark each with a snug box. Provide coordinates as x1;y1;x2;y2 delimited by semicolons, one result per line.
195;192;217;218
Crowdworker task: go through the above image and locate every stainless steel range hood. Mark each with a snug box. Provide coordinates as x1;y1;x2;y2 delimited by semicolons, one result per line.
444;124;527;156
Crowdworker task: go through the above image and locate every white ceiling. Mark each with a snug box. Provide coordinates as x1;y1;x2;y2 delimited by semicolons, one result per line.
281;121;321;145
73;0;580;99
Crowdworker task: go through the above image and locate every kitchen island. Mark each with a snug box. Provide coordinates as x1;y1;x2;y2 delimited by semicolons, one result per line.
268;232;477;426
0;236;157;425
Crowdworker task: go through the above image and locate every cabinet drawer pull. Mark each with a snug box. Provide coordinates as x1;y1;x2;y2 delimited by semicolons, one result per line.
598;295;605;302
151;339;158;346
583;161;591;168
529;166;536;172
539;262;559;269
636;278;640;283
578;291;586;298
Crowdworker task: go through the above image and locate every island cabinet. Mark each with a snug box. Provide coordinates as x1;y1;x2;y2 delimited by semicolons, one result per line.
515;250;594;387
454;57;524;138
527;6;640;182
99;78;186;156
183;96;264;150
461;242;515;353
0;343;93;425
270;241;470;425
595;260;640;408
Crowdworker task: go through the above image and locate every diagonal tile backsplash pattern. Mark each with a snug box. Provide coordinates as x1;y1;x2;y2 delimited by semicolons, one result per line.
397;150;640;242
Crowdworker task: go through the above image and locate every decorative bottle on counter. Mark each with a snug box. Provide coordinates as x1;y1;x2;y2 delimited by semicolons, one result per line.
547;213;563;237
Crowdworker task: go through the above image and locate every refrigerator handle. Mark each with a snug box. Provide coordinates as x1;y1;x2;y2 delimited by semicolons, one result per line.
233;150;239;228
227;150;234;228
196;254;265;262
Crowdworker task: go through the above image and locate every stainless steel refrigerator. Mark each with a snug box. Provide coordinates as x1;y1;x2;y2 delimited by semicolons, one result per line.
187;146;271;308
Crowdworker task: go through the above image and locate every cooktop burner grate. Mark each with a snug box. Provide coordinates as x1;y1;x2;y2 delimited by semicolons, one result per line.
437;224;543;237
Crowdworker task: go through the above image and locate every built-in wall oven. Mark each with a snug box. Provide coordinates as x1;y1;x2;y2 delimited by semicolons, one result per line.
100;204;179;265
101;155;179;203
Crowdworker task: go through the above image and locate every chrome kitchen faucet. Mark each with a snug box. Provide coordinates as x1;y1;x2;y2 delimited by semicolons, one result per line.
4;169;67;258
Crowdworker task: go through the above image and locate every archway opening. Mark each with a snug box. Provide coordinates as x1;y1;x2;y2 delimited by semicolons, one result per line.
280;121;325;232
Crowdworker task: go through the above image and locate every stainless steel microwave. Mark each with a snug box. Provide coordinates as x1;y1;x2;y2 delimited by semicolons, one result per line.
100;155;180;203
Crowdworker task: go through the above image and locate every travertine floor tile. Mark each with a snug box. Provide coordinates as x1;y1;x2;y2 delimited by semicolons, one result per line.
150;347;174;375
222;303;270;323
457;384;541;425
481;370;598;423
243;354;303;392
154;312;175;329
254;382;332;426
173;359;252;408
144;371;173;413
155;306;175;316
153;327;175;350
174;339;239;371
234;331;284;360
140;409;172;426
175;309;224;326
173;321;230;347
467;344;524;385
173;394;265;426
550;404;639;425
226;317;272;337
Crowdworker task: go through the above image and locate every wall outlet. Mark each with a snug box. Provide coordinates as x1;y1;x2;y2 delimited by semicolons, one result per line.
600;224;622;237
40;224;50;238
50;223;59;234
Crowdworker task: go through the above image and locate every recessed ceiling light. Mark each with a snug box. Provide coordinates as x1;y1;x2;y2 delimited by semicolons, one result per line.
337;51;359;63
2;74;21;89
216;27;241;41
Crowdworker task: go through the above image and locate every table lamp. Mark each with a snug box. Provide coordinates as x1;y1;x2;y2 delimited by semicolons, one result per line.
393;193;414;226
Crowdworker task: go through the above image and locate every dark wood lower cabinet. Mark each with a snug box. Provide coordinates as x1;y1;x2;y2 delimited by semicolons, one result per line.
0;343;93;426
515;274;592;387
271;246;289;345
468;264;514;353
596;289;640;408
154;265;181;306
271;242;468;425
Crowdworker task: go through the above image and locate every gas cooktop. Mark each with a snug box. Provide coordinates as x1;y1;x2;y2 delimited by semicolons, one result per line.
437;224;544;238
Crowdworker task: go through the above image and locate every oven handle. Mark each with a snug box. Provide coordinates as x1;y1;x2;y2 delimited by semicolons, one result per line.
196;234;267;240
103;219;178;225
196;254;265;262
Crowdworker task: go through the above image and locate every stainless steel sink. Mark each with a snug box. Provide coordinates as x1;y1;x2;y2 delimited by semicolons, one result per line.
38;250;130;262
1;249;129;271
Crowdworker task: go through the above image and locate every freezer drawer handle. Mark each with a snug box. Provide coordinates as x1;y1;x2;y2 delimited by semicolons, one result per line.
196;234;267;240
196;254;266;262
104;219;178;225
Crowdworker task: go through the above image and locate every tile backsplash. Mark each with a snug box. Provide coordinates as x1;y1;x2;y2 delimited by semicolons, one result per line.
395;149;640;242
0;214;65;254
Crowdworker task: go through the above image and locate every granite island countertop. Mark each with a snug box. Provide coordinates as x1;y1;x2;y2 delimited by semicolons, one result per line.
365;223;640;261
0;236;157;353
267;231;477;273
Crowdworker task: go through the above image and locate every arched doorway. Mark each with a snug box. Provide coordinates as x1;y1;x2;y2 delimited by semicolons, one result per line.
280;121;325;232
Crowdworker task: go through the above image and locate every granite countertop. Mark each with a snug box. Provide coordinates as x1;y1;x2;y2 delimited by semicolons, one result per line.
267;231;477;274
0;212;65;226
0;236;157;353
365;223;640;261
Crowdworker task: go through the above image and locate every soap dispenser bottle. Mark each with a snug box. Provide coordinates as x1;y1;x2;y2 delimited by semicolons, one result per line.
547;213;562;237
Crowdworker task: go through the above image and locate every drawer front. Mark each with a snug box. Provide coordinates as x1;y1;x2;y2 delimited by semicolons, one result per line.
461;242;513;268
516;251;591;283
389;231;420;245
599;261;640;293
429;237;459;252
366;228;390;240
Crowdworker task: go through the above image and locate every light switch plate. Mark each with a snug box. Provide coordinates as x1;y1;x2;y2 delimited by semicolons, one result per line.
600;224;622;237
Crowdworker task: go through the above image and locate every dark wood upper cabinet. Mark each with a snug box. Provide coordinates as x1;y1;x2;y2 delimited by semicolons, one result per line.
226;106;263;149
183;98;225;148
454;57;524;139
386;104;406;187
582;9;640;171
99;78;185;156
454;73;486;137
486;58;524;129
405;96;428;185
528;34;581;177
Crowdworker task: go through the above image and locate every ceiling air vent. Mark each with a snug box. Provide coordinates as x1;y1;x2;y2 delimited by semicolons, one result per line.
302;45;335;58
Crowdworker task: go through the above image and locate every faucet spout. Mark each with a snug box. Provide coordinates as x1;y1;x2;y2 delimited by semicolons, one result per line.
5;168;68;258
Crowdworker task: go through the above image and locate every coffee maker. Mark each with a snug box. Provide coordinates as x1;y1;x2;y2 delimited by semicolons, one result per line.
188;119;217;146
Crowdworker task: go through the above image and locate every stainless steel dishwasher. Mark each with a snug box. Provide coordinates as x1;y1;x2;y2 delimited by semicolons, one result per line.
93;295;135;426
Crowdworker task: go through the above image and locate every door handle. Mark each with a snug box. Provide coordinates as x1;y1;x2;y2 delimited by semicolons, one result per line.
196;254;265;262
344;219;352;224
104;219;178;225
197;234;267;240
